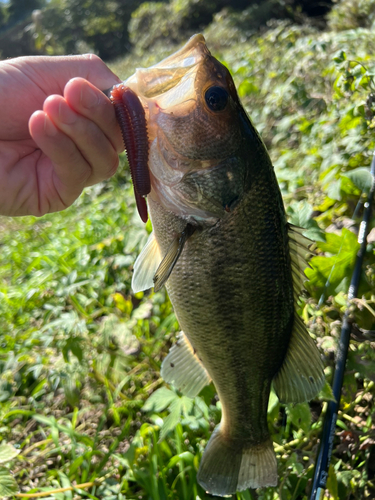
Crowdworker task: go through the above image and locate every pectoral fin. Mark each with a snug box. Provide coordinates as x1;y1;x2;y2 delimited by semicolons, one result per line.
161;332;211;397
132;232;162;293
153;224;196;292
273;314;324;403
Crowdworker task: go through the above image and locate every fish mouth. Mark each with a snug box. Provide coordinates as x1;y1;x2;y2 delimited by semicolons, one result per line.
110;34;247;224
108;35;211;224
124;34;210;100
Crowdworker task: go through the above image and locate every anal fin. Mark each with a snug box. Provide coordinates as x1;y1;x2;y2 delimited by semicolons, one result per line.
161;332;211;398
273;314;324;403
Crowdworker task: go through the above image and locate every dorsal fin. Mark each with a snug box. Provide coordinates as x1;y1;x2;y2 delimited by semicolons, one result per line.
161;331;211;397
132;232;162;293
288;224;314;300
154;224;196;292
273;314;324;403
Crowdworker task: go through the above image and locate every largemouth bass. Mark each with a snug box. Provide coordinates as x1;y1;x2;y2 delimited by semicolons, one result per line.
114;34;325;496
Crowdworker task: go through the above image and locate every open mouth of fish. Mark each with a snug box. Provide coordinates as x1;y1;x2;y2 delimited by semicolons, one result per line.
109;34;239;223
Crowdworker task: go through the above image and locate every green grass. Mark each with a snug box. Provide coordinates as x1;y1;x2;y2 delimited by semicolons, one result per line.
1;17;375;500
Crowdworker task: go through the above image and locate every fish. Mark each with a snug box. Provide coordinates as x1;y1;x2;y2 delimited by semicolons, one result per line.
112;34;325;496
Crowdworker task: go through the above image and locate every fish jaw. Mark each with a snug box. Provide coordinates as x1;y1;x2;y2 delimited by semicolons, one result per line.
123;34;251;224
124;34;210;102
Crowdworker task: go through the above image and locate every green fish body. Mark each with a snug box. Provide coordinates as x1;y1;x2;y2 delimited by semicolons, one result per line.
129;34;324;496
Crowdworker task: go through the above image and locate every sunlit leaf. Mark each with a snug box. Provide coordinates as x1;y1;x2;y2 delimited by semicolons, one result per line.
267;389;279;413
318;380;335;402
142;388;177;413
342;167;373;194
287;200;326;242
166;451;194;468
0;467;18;496
306;229;360;297
317;228;359;255
0;444;20;464
159;399;182;441
287;403;311;434
327;464;339;500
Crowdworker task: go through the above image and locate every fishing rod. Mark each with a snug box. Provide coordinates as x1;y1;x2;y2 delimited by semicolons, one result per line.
309;150;375;500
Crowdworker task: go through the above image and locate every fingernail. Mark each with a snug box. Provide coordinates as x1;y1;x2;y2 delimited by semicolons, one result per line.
59;101;77;124
81;84;100;109
44;115;58;137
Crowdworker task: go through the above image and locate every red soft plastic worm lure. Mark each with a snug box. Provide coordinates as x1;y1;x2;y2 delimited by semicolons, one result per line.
110;84;150;223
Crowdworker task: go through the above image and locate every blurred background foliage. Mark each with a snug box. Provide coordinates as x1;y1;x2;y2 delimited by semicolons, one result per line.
1;0;375;499
0;0;336;59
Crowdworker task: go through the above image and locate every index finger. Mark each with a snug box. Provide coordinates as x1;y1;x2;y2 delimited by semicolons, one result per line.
0;54;121;140
63;77;124;155
22;53;122;96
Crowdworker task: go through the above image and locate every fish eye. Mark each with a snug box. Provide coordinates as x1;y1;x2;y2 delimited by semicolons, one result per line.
205;86;229;112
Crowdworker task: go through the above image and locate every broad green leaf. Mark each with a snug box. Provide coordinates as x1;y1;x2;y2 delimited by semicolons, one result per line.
306;229;360;297
287;201;326;242
304;226;326;243
317;228;359;255
341;167;373;194
159;399;182;441
238;79;259;97
287;200;314;228
63;377;80;408
285;452;304;474
333;291;347;307
340;175;361;196
142;387;177;413
0;391;11;403
333;49;346;63
306;253;353;296
0;466;18;496
338;470;358;488
326;179;342;201
166;451;194;469
267;389;280;422
0;444;20;464
341;371;358;406
63;338;83;363
267;389;279;413
318;380;335;402
180;396;194;417
287;402;311;434
194;396;209;419
327;464;339;500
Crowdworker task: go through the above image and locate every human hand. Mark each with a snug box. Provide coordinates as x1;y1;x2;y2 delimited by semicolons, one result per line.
0;54;124;216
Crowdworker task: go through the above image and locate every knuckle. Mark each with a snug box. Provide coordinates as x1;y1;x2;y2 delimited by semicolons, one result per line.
82;53;103;64
64;149;91;186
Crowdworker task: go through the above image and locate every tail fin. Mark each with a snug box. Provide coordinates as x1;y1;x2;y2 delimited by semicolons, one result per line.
197;426;277;496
